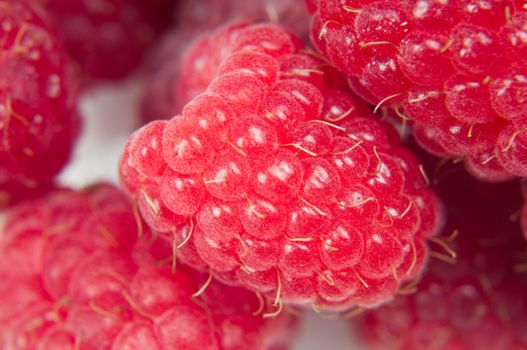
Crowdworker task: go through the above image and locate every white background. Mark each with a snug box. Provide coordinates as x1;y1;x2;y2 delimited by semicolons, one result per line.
58;80;361;350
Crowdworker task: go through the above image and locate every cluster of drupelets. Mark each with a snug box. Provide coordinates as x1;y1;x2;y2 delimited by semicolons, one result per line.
1;0;527;349
311;0;527;181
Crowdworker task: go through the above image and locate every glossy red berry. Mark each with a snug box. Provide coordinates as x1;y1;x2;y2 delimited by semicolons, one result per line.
311;0;527;180
121;23;444;312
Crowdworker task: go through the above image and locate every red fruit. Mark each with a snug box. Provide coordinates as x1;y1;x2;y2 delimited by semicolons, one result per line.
355;164;527;350
141;0;310;120
311;0;527;180
0;184;298;350
0;0;80;208
121;23;445;311
37;0;176;82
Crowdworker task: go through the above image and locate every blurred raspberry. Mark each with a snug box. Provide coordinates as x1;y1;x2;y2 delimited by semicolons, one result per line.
0;0;80;208
0;184;298;349
37;0;177;83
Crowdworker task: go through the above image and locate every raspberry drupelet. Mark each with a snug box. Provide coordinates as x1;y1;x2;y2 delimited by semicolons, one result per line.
0;184;298;350
354;164;527;350
120;23;445;312
0;0;80;208
310;0;527;181
37;0;176;82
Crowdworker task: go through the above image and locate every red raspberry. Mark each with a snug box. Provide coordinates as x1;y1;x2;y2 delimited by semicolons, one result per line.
121;23;445;312
37;0;176;82
0;0;80;208
310;0;527;181
141;0;310;121
354;164;527;350
0;184;298;349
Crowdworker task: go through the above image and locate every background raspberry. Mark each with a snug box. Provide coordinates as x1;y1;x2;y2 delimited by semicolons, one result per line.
36;0;177;83
0;184;298;350
0;0;80;208
353;161;527;349
310;0;527;181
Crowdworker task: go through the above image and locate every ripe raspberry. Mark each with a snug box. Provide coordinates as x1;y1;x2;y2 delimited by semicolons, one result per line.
141;0;310;121
37;0;176;82
310;1;527;181
0;184;298;350
121;23;445;312
354;164;527;350
0;0;80;208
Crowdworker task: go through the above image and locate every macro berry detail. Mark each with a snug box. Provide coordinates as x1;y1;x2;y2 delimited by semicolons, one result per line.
120;23;444;312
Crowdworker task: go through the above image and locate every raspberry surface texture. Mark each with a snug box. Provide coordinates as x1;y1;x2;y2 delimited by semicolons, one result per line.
0;0;79;208
355;163;526;350
141;0;310;121
121;23;445;312
0;184;297;350
310;0;527;181
37;0;176;82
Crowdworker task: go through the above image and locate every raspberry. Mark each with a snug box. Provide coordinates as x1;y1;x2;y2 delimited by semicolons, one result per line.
310;0;527;180
141;0;310;121
354;164;527;350
37;0;176;82
121;23;445;312
0;184;298;349
0;0;80;208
